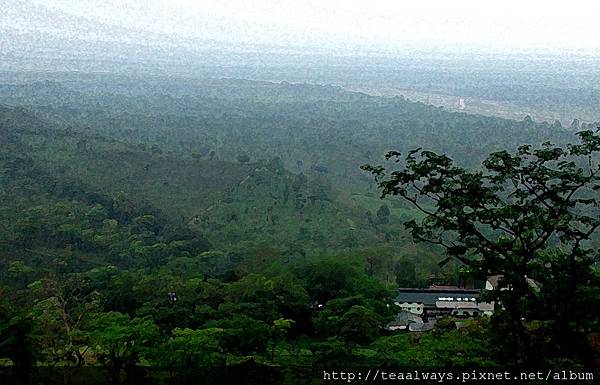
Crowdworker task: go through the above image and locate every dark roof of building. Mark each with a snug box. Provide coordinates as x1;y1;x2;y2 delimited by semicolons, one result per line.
396;288;480;306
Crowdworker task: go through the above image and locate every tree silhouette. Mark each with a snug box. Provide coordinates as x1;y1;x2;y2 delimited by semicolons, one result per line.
362;129;600;365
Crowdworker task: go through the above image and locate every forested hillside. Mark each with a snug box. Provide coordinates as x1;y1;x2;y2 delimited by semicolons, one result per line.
4;0;600;382
1;75;598;384
0;75;583;176
2;75;586;267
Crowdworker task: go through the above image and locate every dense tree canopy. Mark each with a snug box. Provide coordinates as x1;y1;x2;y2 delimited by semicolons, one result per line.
1;75;599;383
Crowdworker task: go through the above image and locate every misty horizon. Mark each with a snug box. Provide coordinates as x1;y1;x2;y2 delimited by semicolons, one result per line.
3;0;600;59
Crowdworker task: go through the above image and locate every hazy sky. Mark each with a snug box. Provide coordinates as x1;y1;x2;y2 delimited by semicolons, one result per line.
10;0;600;55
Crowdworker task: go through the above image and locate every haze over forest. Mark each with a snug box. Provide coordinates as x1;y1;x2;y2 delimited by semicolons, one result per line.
1;1;600;383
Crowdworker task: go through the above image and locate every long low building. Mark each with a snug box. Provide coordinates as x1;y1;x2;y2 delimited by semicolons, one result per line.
387;286;495;331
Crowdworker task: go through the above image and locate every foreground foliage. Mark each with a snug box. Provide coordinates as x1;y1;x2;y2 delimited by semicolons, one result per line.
363;129;600;365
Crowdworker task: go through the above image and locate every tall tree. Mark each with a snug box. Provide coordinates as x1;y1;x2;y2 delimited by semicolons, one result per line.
85;313;160;385
362;129;600;365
